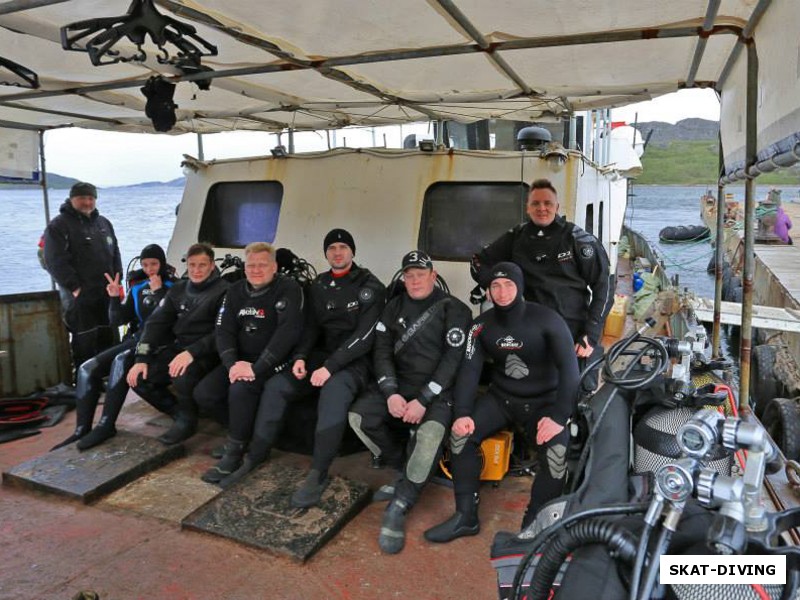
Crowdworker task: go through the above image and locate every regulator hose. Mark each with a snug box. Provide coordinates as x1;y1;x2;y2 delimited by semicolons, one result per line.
528;518;638;600
511;502;649;600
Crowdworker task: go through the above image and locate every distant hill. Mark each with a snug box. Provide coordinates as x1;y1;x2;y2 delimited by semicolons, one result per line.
635;118;719;148
631;118;800;185
0;172;80;189
112;177;185;189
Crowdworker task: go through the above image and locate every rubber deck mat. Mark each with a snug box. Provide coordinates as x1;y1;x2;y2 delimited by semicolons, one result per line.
182;461;370;562
2;430;185;503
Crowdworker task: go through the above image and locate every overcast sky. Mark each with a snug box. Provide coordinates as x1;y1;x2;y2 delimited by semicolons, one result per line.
43;88;721;187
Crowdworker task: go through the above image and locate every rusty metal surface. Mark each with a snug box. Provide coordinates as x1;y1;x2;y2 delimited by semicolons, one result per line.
0;290;70;396
2;430;185;503
182;461;370;562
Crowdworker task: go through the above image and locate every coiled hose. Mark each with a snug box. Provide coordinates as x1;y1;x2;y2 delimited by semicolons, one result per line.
527;518;638;600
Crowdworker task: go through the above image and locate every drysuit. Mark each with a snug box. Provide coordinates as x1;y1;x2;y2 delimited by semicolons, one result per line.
349;286;471;505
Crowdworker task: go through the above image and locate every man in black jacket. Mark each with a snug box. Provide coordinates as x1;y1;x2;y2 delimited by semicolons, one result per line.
349;250;471;554
126;243;229;445
425;262;579;543
194;242;304;484
471;178;611;395
219;229;386;505
43;182;122;378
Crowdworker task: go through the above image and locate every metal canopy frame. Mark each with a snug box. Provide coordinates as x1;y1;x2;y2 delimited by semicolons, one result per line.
0;20;739;127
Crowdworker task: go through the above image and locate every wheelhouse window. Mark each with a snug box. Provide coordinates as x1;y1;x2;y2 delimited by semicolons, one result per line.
418;182;528;261
199;181;283;247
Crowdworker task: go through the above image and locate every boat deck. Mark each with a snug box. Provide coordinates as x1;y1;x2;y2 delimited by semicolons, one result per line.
0;389;533;600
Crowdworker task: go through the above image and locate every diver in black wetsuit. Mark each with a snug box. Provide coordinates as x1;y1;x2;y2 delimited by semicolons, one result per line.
51;244;176;451
348;250;471;554
126;243;229;445
219;229;386;506
193;242;304;484
471;178;611;396
424;262;579;543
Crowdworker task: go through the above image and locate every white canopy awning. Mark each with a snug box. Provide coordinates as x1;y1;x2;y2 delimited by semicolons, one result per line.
0;0;794;179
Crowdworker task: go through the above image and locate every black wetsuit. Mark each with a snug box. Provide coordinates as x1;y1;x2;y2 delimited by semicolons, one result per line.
349;287;472;505
43;200;122;373
451;289;579;527
61;274;177;449
132;270;228;413
245;264;386;473
193;274;304;441
471;215;611;393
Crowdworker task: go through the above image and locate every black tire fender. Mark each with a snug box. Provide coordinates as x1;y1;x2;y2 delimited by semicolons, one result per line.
751;344;778;418
761;397;800;461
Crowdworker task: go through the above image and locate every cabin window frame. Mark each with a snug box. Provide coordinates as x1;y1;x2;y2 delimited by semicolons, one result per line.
417;181;529;262
198;180;284;248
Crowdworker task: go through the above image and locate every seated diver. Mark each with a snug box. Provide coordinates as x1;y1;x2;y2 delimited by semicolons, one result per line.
52;244;177;450
193;242;304;484
424;263;579;542
126;243;229;445
348;250;471;554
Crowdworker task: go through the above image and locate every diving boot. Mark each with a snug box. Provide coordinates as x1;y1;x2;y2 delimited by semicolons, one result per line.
423;493;480;543
76;416;117;450
290;469;330;508
158;409;197;446
219;436;271;489
210;442;226;459
51;424;91;451
378;498;410;554
201;438;246;484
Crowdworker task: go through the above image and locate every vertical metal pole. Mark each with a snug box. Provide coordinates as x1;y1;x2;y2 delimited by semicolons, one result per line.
39;130;55;290
196;132;204;160
288;128;295;154
603;109;612;165
593;110;602;163
712;132;725;356
568;116;577;150
739;41;758;414
712;181;725;356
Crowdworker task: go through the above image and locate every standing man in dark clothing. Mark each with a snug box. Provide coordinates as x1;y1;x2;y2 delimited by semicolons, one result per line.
471;178;611;395
43;182;122;378
219;229;386;506
349;250;471;554
126;243;228;445
425;263;579;543
195;242;304;484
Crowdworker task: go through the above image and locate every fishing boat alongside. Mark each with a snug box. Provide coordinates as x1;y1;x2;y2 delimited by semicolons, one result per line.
698;191;800;458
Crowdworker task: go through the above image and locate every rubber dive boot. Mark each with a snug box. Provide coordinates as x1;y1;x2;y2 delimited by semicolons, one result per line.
210;442;226;459
372;483;396;503
51;424;91;451
201;438;246;484
290;469;330;508
423;493;480;543
76;416;117;450
219;437;271;489
378;498;410;554
158;407;197;445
